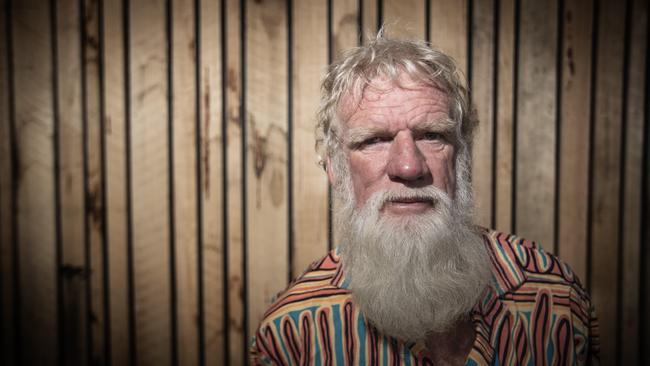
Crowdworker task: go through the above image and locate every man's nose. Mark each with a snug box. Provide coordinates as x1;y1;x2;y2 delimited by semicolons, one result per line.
386;133;430;181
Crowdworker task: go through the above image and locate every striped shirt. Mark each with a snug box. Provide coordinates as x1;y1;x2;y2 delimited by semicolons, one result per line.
250;229;600;365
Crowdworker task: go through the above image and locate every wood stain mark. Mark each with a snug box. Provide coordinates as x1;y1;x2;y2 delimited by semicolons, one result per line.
567;47;576;76
227;68;238;93
260;12;282;40
247;113;287;208
86;183;102;229
204;67;211;196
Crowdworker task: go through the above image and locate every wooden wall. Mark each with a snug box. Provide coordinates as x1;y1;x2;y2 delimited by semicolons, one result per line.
0;0;648;365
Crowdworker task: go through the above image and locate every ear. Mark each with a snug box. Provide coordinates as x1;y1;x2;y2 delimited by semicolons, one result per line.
326;155;336;186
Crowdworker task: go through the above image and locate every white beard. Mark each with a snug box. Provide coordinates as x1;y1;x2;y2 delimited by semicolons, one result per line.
335;172;491;343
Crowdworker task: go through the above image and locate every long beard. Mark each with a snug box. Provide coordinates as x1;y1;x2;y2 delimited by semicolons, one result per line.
336;174;491;343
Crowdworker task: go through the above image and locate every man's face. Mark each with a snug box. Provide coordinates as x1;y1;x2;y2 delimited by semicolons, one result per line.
331;77;457;216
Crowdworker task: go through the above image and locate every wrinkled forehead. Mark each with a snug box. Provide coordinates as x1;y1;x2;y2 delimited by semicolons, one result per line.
335;75;449;127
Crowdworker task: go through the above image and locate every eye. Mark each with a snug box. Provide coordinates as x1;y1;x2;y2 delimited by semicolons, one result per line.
421;132;444;141
363;136;385;145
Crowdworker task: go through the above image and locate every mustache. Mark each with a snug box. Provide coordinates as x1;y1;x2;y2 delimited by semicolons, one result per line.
367;186;451;208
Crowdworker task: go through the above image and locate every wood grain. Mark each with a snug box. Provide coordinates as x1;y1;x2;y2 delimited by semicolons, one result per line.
56;0;88;363
245;0;289;341
590;1;626;364
494;0;514;234
292;0;329;276
12;0;58;363
0;1;15;364
470;0;495;228
383;0;426;39
171;0;199;364
198;0;225;364
83;0;107;362
129;0;171;364
429;0;468;76
102;0;131;363
515;0;557;250
620;0;647;363
225;0;245;363
557;0;593;282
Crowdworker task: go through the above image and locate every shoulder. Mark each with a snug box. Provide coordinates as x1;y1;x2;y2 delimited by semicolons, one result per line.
481;228;586;291
251;250;353;364
258;250;351;328
481;229;599;361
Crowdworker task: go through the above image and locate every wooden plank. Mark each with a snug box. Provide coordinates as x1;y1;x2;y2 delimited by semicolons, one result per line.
515;0;557;250
82;0;107;362
56;0;88;364
332;0;359;57
330;0;360;252
361;0;378;42
198;0;225;364
102;0;130;363
494;0;515;234
557;0;593;282
225;0;245;363
129;0;172;364
429;0;468;76
245;0;289;343
171;0;199;364
383;0;426;39
0;1;15;364
590;0;626;364
12;0;58;363
292;0;329;276
470;0;495;228
620;0;647;363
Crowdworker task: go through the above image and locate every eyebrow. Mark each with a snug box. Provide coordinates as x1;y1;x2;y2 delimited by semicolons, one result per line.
345;118;457;147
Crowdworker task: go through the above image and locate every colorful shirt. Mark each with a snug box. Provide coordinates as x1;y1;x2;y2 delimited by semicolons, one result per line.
250;229;600;365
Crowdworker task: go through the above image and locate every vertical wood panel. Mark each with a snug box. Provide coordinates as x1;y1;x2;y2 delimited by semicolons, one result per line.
198;0;225;364
56;0;88;363
292;0;329;276
103;0;131;363
494;0;515;234
591;1;626;364
171;0;199;364
621;0;647;363
330;0;360;250
225;0;245;363
470;0;495;228
361;0;378;42
13;0;58;363
384;0;426;39
429;0;468;76
0;1;15;364
245;0;289;341
129;0;172;364
83;0;107;362
516;0;557;249
557;0;593;282
332;0;359;58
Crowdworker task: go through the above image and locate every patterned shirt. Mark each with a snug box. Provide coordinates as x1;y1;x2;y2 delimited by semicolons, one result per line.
250;229;600;365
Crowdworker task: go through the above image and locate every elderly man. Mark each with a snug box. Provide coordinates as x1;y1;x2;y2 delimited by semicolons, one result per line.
250;35;599;365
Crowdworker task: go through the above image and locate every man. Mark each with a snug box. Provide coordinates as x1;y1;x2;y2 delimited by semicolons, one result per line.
250;34;599;365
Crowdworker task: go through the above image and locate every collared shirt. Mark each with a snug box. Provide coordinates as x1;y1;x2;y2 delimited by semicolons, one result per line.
250;229;600;365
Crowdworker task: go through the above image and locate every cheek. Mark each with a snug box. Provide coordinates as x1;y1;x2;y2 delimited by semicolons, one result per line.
348;153;386;203
429;148;456;195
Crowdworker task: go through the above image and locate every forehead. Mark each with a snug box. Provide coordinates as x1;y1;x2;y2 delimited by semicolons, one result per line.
337;77;450;130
